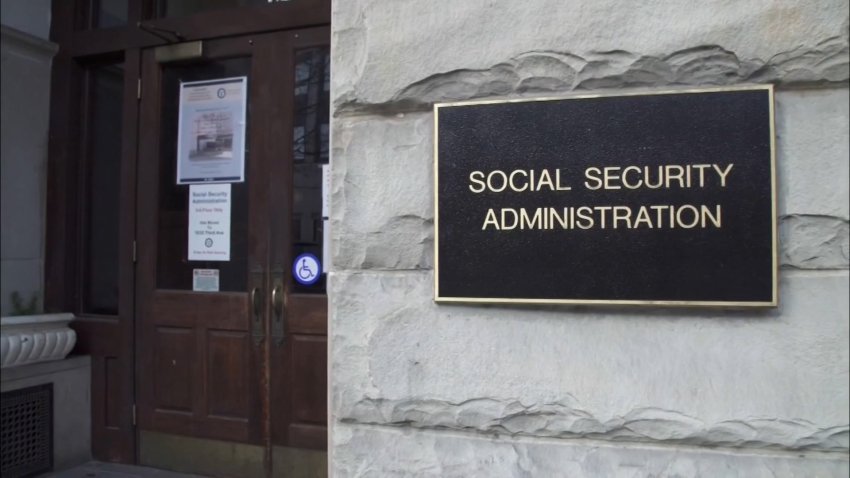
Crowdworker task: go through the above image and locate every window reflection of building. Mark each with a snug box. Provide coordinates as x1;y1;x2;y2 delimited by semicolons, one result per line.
292;47;330;293
293;48;329;163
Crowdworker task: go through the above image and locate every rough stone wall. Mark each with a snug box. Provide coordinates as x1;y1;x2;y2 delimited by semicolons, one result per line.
329;1;850;475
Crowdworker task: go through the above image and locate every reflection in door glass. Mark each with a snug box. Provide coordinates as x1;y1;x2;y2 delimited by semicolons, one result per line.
84;63;124;314
156;58;251;292
292;47;329;294
92;0;129;28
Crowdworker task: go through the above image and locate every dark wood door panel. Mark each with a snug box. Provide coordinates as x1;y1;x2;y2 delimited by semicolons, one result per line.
143;320;258;443
153;326;195;413
143;325;255;443
143;407;252;444
104;357;123;428
71;318;134;462
206;329;251;420
278;335;326;450
289;336;327;424
152;291;249;330
72;317;119;355
271;333;327;450
287;424;327;450
286;295;327;335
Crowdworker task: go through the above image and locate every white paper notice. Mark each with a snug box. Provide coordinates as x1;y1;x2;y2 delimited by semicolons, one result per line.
192;269;220;292
321;164;331;218
322;218;330;273
176;77;247;184
188;184;231;261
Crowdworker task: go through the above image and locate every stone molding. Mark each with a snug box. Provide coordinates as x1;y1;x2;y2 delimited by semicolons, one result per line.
341;397;849;453
0;313;76;368
0;24;58;58
334;424;850;477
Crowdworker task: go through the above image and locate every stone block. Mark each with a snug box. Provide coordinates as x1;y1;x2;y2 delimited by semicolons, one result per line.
329;270;849;451
332;424;850;478
780;215;849;269
775;89;850;219
331;113;433;271
331;0;849;110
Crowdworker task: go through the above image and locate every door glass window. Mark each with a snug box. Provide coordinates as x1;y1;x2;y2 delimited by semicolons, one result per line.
156;58;251;291
83;63;124;314
291;47;329;294
92;0;129;28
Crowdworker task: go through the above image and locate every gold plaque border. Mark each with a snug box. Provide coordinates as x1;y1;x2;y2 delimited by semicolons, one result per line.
433;84;778;308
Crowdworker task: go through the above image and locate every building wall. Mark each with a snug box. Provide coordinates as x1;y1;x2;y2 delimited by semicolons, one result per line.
1;355;93;470
0;0;52;40
0;1;56;316
329;0;849;476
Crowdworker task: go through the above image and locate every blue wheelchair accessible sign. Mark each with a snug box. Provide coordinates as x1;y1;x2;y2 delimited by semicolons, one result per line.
293;253;321;286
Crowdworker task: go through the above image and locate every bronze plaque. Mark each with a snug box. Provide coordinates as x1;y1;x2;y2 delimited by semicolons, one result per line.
434;85;777;307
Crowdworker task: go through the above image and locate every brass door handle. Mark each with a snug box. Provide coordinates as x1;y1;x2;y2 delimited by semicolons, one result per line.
271;282;285;346
252;287;263;318
272;284;283;318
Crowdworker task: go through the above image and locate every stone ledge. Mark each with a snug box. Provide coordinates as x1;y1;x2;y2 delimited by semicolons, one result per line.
334;40;849;115
0;313;77;368
0;354;89;383
332;424;850;477
340;397;848;452
332;0;850;110
0;25;58;57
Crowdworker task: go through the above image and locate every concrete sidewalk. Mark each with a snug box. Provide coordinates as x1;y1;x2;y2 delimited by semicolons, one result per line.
39;461;208;478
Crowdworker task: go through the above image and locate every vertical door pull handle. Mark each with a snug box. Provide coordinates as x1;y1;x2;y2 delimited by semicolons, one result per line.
271;283;285;346
252;287;263;318
272;284;283;318
251;287;264;345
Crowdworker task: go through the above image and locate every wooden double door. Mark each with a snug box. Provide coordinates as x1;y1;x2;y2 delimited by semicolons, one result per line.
134;27;329;475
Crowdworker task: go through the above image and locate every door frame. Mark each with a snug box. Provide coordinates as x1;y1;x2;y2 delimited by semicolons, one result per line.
43;0;331;465
132;28;330;475
134;34;268;446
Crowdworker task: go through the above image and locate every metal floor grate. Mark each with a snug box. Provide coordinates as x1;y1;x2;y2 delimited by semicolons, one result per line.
1;383;53;478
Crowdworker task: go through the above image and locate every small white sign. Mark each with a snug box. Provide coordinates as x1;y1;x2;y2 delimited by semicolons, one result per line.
193;269;220;292
321;163;331;218
188;183;231;261
322;219;330;274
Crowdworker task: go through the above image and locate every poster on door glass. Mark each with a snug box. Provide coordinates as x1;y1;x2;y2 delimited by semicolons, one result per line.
176;77;247;184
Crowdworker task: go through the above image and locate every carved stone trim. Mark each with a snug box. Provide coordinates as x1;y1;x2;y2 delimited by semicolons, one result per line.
0;314;76;368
